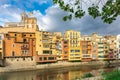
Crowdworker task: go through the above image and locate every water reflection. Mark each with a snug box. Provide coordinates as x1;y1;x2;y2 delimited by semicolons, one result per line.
0;66;117;80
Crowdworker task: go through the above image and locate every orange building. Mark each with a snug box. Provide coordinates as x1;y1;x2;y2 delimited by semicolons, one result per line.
81;41;92;62
4;32;36;66
62;39;69;61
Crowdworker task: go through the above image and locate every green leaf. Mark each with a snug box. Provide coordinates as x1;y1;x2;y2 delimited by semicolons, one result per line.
53;0;58;4
63;16;67;21
88;6;100;18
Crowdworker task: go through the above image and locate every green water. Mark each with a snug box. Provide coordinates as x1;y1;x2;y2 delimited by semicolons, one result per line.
0;66;119;80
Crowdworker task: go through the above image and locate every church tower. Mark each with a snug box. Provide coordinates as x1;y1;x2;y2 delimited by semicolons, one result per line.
21;12;28;23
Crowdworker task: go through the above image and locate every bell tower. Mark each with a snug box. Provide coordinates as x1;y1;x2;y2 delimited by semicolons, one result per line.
21;12;28;23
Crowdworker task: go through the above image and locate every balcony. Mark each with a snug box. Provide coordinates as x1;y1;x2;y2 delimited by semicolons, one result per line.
82;54;92;58
50;46;56;49
36;55;57;63
42;40;49;44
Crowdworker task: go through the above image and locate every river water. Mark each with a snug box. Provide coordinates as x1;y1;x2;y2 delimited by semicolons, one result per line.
0;66;119;80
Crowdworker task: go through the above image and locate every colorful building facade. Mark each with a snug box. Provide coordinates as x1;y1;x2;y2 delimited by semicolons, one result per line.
81;40;92;62
62;39;69;61
52;32;62;61
91;33;104;60
4;32;36;66
81;36;92;62
35;31;57;63
104;36;116;60
64;30;81;61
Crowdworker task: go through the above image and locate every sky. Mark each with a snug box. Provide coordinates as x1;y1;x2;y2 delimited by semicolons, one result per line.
0;0;120;35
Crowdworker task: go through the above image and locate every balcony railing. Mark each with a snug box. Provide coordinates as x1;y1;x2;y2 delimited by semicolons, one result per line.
82;54;92;58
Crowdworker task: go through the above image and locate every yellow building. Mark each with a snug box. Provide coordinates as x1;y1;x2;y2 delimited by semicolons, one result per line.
52;32;62;61
0;12;39;33
35;31;57;63
64;30;81;61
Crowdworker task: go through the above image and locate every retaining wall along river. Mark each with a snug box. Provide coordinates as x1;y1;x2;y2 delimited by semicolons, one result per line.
0;60;120;73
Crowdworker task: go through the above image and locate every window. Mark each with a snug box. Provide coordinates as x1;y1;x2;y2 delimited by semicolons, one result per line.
36;51;38;55
93;50;96;52
92;54;96;58
6;34;9;37
71;50;74;52
64;52;67;54
64;46;68;48
22;51;24;54
44;57;47;60
12;51;15;56
75;50;80;52
23;57;25;61
43;45;49;48
64;56;67;58
30;35;32;37
25;50;27;54
12;44;15;47
64;41;68;44
48;57;54;60
23;39;27;42
43;50;50;54
39;57;42;61
98;55;104;58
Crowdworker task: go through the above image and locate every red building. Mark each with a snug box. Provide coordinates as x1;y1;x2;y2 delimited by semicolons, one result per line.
62;39;69;61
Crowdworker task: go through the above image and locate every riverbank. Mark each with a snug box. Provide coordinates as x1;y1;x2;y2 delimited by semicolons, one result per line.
0;60;120;73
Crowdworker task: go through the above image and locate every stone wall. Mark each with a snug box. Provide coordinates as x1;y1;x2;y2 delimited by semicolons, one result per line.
4;57;36;68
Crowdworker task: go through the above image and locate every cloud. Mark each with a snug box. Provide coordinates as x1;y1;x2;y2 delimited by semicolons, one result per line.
0;1;120;36
35;5;120;35
34;0;48;5
0;4;22;26
1;4;11;8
